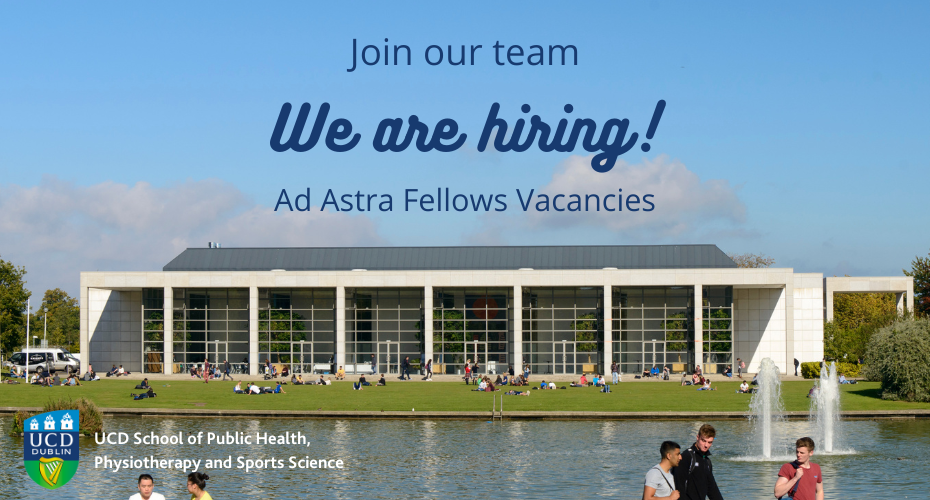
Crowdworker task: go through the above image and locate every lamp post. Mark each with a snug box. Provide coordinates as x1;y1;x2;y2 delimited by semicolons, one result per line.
44;307;48;347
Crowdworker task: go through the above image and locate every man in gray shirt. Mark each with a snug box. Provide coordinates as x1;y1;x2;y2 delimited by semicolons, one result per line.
644;441;681;500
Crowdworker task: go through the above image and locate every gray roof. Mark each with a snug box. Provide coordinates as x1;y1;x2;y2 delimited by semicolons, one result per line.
163;245;737;271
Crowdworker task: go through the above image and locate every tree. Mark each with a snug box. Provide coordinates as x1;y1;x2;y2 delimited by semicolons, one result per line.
0;256;31;355
904;248;930;318
30;288;80;351
726;253;776;268
863;318;930;402
832;292;897;331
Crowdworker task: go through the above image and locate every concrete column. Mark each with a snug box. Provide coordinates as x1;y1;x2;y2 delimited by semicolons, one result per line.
907;280;915;315
80;286;89;374
336;286;346;369
163;287;173;375
249;286;258;376
424;285;433;366
603;285;612;374
513;285;522;376
694;284;703;373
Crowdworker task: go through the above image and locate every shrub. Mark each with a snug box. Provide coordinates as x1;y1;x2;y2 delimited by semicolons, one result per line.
800;361;862;379
8;396;103;437
863;318;930;402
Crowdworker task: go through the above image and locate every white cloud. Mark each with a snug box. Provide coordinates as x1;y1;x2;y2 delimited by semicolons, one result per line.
464;154;746;242
0;176;385;298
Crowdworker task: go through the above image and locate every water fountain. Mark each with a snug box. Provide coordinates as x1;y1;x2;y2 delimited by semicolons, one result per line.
812;361;841;453
748;357;787;459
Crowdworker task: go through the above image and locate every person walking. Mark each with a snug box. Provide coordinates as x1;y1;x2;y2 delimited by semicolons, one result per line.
401;356;411;380
424;359;433;380
222;359;233;381
774;437;823;500
203;358;210;384
644;441;681;500
672;424;723;500
611;361;619;384
736;358;743;379
794;358;800;377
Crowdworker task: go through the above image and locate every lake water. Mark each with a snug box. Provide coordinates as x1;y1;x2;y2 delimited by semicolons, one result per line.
2;417;927;499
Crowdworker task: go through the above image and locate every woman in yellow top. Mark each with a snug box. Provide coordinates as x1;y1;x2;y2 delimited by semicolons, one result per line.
187;472;213;500
336;366;346;380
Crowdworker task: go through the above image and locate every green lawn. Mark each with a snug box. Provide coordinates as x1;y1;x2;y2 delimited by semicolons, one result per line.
2;380;928;413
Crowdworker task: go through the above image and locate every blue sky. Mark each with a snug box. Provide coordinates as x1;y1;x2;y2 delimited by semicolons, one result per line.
1;2;928;299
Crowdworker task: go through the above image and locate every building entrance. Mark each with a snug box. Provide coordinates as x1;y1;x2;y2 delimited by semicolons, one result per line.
377;341;399;375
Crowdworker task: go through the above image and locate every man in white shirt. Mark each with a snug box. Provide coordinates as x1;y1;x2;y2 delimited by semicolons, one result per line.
643;441;681;500
129;474;166;500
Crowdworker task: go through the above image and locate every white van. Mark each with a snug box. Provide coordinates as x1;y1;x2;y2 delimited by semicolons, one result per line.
5;348;80;374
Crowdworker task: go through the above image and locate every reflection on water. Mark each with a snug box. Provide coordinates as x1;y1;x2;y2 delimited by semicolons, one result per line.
2;418;928;499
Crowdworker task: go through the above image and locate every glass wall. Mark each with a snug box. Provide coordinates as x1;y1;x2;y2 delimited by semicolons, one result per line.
522;287;603;375
701;286;733;374
142;288;165;374
432;288;512;375
612;287;694;374
345;288;423;375
171;288;249;373
258;288;335;374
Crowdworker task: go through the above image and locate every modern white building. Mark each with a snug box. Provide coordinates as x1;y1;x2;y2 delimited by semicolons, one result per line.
79;245;914;376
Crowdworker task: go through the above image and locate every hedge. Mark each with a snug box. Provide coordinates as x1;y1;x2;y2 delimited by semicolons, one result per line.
8;396;103;437
800;361;861;379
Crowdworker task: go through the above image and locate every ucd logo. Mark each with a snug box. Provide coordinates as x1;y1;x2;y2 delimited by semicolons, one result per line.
23;410;80;489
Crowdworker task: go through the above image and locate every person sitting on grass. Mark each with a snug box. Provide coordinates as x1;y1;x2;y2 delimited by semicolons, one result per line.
505;390;530;396
738;380;750;393
839;373;850;384
600;383;611;393
377;374;386;386
580;374;589;386
595;374;606;387
52;373;61;386
697;379;716;391
291;374;298;385
501;374;509;386
248;382;261;395
477;378;488;391
66;374;81;386
274;383;285;394
296;374;304;385
353;381;363;390
336;366;346;380
359;374;370;386
548;381;556;390
139;378;150;389
234;381;244;394
495;375;503;386
132;388;156;400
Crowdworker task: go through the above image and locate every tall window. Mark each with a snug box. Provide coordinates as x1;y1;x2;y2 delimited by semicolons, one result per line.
432;288;511;375
345;288;423;374
258;288;335;373
142;288;164;373
522;287;602;375
702;286;733;374
171;289;249;372
613;287;694;374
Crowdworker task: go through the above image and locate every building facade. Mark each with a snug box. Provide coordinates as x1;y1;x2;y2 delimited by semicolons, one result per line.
79;245;914;376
